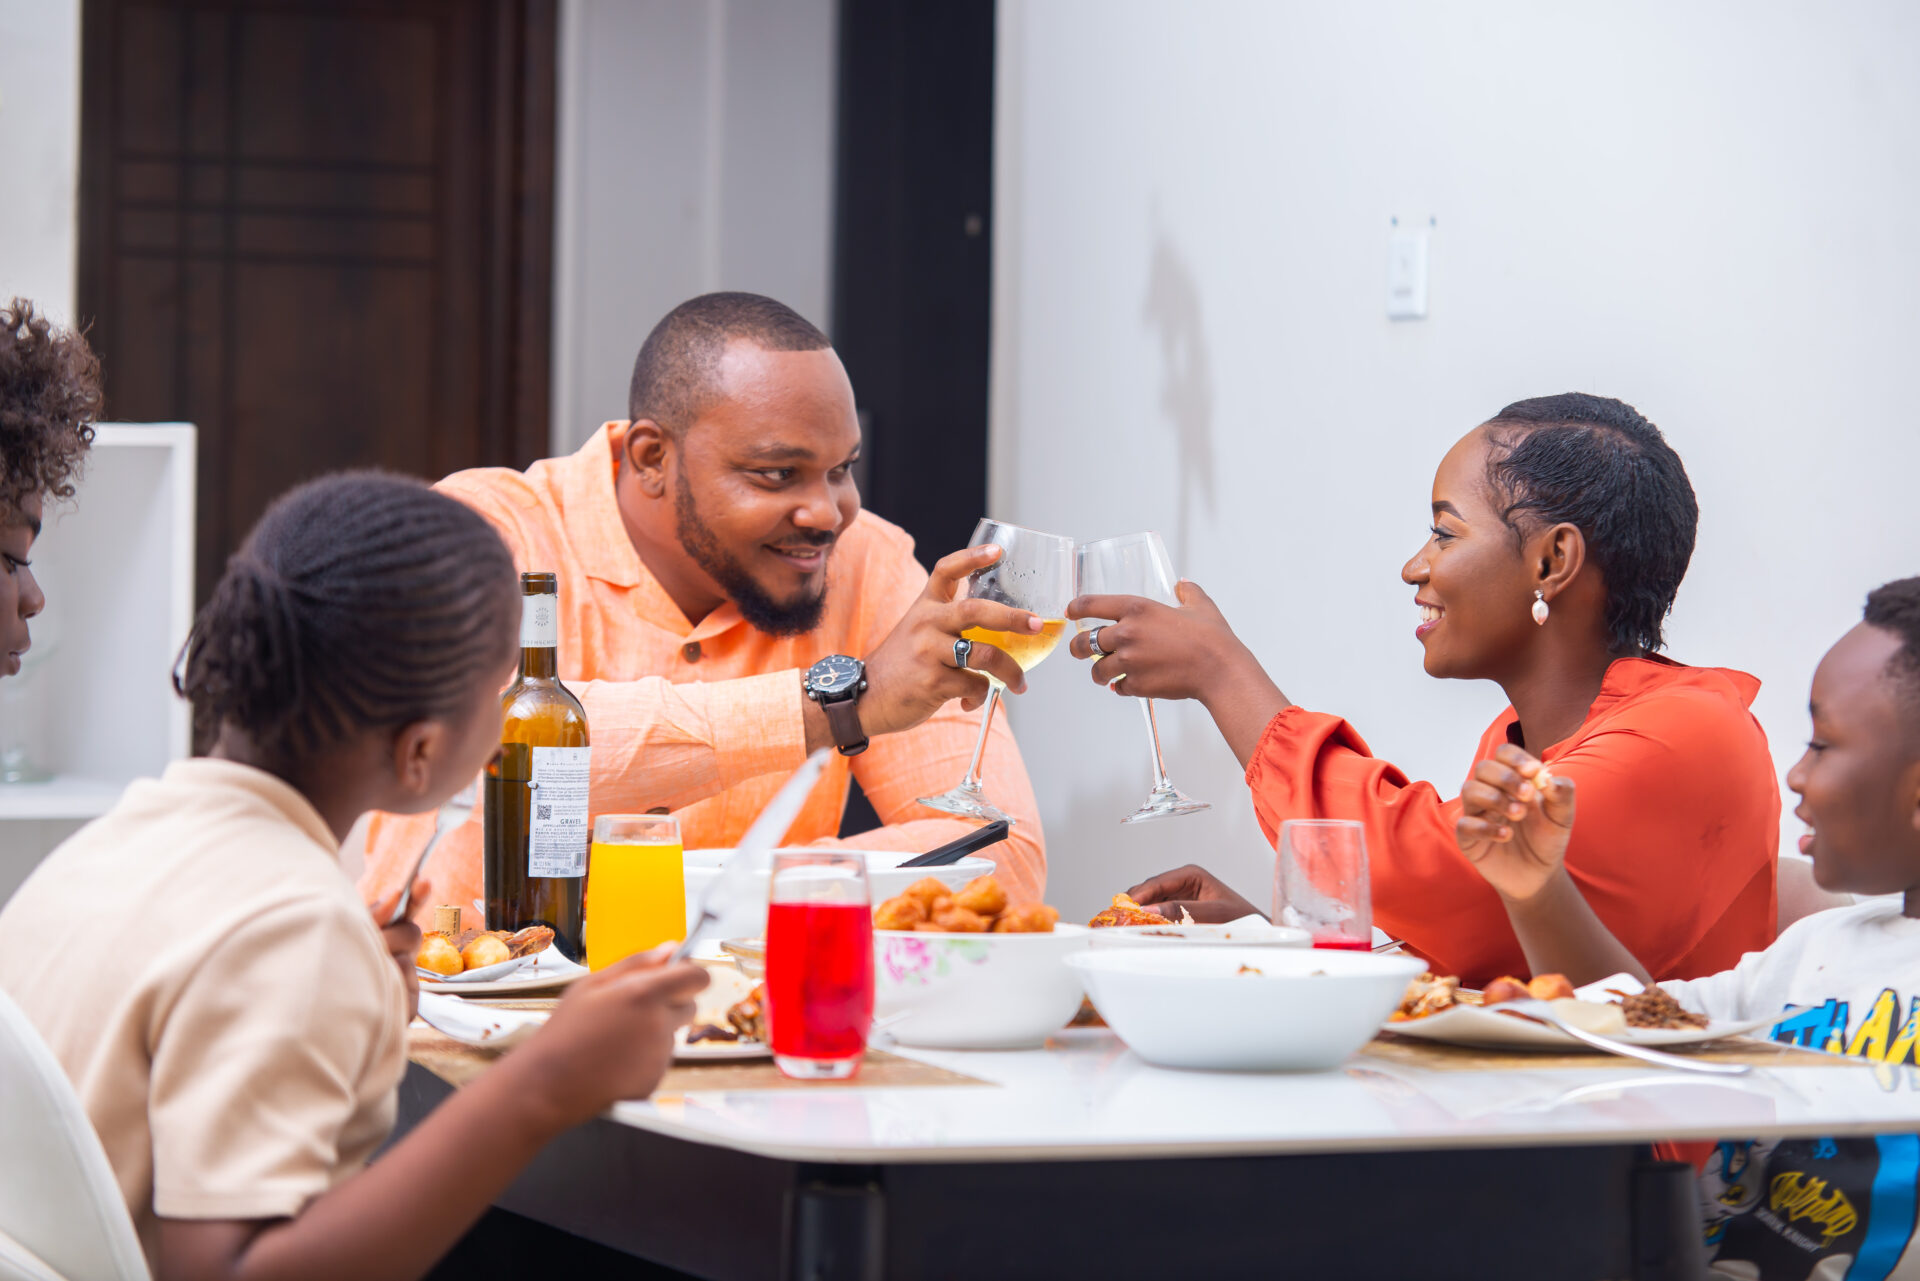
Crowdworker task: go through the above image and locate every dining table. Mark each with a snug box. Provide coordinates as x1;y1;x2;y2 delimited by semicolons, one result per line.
395;1006;1920;1281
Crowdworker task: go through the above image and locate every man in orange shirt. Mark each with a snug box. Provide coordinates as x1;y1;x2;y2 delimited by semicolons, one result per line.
361;293;1049;917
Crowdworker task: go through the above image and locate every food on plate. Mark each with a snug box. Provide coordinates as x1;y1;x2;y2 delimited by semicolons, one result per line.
460;934;512;970
1088;893;1171;929
1390;972;1469;1021
1237;964;1264;976
686;1023;739;1044
1068;997;1107;1028
993;903;1060;934
1481;973;1576;1005
416;934;463;976
872;876;1058;934
1620;987;1709;1030
726;983;767;1042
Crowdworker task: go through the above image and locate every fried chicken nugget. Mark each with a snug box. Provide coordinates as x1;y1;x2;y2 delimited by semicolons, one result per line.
992;902;1059;933
1481;976;1531;1006
903;877;950;911
416;933;463;976
1527;973;1575;1001
913;920;950;932
931;905;988;933
951;875;1008;918
872;894;927;931
461;934;512;970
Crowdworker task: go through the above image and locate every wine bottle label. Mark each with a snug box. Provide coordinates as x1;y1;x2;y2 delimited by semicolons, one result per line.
526;745;590;877
521;592;560;648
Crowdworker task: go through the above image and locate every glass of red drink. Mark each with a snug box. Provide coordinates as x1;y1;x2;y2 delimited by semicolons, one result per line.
765;850;874;1080
1274;819;1372;950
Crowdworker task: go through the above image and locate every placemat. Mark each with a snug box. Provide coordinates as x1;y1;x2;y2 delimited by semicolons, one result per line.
1360;1032;1855;1072
408;1024;992;1093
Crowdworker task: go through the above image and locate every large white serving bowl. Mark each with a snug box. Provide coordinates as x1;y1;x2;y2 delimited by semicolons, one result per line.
1088;922;1312;949
1066;946;1426;1072
874;925;1091;1050
682;849;994;939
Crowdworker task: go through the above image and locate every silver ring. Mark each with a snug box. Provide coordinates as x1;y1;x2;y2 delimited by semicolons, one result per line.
952;637;974;669
1088;625;1109;658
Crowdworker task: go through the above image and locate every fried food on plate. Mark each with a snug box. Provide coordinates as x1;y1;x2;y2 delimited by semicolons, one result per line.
1482;973;1576;1005
1087;893;1172;929
1390;972;1466;1021
416;934;463;976
872;875;1058;934
460;934;512;970
726;983;767;1042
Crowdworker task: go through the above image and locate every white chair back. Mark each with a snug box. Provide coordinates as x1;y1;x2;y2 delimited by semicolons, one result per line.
0;987;150;1281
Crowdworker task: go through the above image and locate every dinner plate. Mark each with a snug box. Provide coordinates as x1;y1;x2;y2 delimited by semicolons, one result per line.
1381;1004;1776;1051
1380;972;1775;1051
419;945;589;996
674;1031;769;1062
415;992;546;1048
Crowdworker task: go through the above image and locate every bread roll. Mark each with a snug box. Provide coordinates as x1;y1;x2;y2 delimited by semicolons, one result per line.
461;934;512;970
417;934;463;976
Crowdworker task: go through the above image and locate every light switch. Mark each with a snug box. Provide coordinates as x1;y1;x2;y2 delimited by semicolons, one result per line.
1387;224;1429;320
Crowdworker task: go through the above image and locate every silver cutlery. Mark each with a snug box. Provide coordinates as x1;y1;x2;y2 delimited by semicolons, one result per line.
386;782;478;926
1494;999;1751;1076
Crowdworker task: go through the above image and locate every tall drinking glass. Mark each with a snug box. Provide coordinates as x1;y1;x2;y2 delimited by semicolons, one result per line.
916;519;1076;824
765;850;874;1080
1274;819;1372;951
1075;532;1212;823
584;815;685;971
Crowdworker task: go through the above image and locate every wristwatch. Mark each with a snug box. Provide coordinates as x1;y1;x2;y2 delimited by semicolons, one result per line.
804;654;869;756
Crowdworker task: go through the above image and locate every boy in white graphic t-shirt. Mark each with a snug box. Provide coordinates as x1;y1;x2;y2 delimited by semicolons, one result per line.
1454;577;1920;1280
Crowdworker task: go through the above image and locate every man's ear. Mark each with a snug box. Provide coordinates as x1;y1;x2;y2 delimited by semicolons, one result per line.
623;419;672;499
390;719;446;806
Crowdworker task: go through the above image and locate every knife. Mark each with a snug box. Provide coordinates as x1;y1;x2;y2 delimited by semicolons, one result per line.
898;820;1011;867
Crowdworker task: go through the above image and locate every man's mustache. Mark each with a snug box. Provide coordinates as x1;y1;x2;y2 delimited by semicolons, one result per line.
774;531;838;548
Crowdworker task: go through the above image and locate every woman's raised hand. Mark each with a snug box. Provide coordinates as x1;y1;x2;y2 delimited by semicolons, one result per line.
1455;743;1576;902
1066;580;1240;702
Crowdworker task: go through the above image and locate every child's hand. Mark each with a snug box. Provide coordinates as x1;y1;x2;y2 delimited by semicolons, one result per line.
1456;744;1575;902
515;946;710;1128
369;878;430;1021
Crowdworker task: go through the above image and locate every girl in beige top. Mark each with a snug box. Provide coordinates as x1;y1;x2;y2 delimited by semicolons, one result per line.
0;473;708;1281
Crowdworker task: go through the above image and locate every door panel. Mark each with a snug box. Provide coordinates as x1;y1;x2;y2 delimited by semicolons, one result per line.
79;0;555;600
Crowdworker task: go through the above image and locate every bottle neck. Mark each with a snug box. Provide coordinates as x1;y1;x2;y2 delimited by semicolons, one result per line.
519;645;557;680
518;592;560;680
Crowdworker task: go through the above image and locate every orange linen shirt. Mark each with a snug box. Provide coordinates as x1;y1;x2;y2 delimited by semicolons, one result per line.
360;424;1046;918
1245;657;1778;988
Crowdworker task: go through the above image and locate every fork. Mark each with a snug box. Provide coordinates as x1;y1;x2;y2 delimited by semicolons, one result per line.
1494;999;1751;1076
386;782;478;926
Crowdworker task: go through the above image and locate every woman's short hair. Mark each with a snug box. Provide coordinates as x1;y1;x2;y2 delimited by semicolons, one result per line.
0;299;102;514
174;472;520;767
1484;393;1698;655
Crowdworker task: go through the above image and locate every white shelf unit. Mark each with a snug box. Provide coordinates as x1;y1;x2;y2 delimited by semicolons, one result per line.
0;424;195;894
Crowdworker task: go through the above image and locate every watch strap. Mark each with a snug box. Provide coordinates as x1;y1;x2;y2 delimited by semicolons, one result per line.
821;696;869;756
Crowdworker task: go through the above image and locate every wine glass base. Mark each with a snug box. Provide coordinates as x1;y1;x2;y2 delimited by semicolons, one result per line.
774;1053;862;1080
1120;785;1212;824
915;786;1016;825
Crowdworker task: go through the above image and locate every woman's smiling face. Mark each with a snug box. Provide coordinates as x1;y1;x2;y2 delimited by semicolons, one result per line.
1401;427;1541;681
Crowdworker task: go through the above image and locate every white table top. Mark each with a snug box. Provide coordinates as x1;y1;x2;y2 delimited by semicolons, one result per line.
611;1029;1920;1165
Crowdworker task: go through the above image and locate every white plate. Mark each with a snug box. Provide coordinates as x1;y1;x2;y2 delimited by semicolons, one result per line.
417;954;528;983
1382;972;1775;1051
419;945;589;996
415;992;546;1048
674;1031;770;1062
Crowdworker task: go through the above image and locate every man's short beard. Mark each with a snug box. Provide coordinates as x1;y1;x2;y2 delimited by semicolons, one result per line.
674;468;829;637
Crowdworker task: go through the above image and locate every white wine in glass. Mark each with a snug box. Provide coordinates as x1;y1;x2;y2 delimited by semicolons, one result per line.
1076;532;1211;823
917;519;1075;824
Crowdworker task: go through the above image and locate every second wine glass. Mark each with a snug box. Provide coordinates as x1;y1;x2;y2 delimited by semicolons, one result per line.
916;518;1076;824
1076;532;1212;823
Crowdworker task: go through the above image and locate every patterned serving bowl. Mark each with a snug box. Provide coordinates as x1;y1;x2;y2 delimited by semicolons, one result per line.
872;924;1092;1050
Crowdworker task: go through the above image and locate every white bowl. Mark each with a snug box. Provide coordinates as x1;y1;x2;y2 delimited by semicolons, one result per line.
1089;922;1312;949
682;848;995;939
1066;946;1426;1072
874;924;1091;1049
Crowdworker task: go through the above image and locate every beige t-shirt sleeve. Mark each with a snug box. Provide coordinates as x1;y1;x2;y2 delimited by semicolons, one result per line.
147;897;407;1222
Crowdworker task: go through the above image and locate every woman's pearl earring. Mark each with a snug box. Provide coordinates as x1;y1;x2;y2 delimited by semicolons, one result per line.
1531;590;1550;625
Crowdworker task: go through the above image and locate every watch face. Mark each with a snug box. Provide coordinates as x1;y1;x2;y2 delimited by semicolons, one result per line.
809;654;863;697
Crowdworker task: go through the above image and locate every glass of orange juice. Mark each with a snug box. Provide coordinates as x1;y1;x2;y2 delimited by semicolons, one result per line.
585;814;685;971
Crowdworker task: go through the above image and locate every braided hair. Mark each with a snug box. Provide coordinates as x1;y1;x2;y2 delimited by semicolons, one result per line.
1482;393;1698;656
1865;578;1920;718
174;472;519;768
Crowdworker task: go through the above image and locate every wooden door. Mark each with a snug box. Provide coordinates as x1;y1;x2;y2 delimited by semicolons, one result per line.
77;0;555;599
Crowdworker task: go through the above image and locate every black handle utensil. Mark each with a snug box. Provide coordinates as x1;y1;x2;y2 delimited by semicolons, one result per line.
899;820;1012;868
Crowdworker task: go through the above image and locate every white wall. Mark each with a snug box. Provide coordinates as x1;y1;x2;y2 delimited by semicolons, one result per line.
992;0;1920;921
550;0;838;454
0;0;80;317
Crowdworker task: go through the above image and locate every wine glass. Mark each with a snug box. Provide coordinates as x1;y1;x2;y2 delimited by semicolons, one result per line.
1075;532;1212;823
916;518;1076;824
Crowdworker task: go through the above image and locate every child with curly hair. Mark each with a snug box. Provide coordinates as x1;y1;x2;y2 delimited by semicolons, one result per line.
0;298;102;678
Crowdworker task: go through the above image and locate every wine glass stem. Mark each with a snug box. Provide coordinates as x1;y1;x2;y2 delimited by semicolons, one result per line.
1139;698;1172;790
959;685;1001;790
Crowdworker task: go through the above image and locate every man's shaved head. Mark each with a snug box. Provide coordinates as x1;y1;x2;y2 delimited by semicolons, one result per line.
627;292;832;437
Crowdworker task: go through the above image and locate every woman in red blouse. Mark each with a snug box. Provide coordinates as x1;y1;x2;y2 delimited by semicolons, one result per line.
1067;394;1777;986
